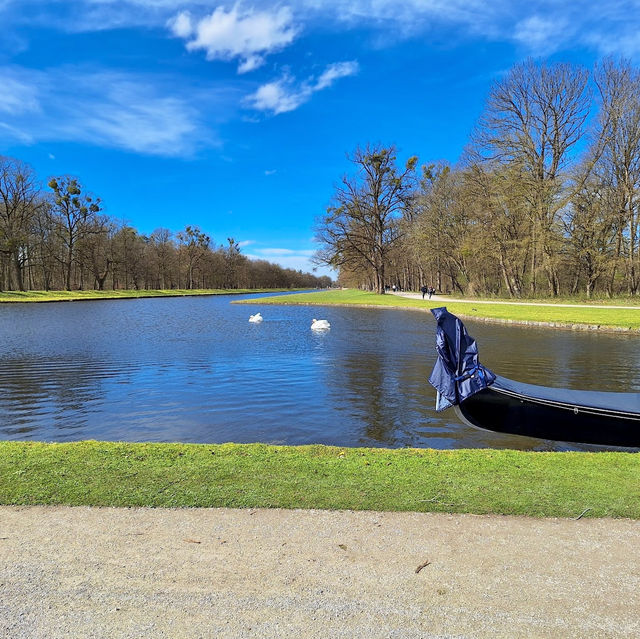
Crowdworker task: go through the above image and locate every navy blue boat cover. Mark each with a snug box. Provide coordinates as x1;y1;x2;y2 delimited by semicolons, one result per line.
429;307;496;411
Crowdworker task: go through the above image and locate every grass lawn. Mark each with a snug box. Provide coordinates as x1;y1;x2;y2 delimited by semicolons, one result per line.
237;289;640;331
0;288;293;303
1;441;638;519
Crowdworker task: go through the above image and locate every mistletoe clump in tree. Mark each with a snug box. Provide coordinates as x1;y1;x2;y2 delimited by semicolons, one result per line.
48;176;102;291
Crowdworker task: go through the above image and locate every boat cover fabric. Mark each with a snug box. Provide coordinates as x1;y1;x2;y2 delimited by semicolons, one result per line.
428;307;496;411
492;375;640;414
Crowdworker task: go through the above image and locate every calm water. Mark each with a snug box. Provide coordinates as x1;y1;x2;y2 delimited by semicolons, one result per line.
1;292;640;451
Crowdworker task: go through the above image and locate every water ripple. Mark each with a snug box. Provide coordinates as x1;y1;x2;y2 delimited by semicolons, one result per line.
1;294;639;450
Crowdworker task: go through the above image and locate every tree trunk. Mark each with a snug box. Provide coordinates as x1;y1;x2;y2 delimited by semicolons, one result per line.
12;250;24;291
65;257;73;291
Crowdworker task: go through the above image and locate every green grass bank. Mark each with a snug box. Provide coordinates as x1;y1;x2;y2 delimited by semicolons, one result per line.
1;441;638;518
0;288;294;303
238;289;640;331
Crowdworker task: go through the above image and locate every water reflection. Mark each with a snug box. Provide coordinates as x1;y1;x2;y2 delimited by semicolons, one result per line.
0;295;639;450
476;323;640;392
0;356;115;439
334;350;399;445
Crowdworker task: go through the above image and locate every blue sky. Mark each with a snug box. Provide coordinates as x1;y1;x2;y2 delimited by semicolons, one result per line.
2;1;640;277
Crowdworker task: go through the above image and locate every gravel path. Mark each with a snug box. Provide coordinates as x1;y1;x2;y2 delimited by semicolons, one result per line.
1;506;639;638
394;291;640;310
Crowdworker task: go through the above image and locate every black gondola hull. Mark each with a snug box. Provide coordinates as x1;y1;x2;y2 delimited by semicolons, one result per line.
456;385;640;448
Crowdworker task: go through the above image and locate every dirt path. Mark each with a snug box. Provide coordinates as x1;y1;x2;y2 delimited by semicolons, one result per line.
1;506;638;638
395;291;640;310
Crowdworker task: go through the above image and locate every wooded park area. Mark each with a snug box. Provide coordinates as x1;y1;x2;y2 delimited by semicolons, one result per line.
0;168;332;293
315;57;640;298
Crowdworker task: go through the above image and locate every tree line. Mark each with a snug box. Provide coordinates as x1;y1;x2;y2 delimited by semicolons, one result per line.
316;57;640;298
0;161;331;292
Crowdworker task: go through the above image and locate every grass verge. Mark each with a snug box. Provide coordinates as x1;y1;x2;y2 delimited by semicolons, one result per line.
238;289;640;331
0;288;294;303
1;441;638;518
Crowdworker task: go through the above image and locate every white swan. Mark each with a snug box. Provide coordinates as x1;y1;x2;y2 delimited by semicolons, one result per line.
311;318;330;330
249;313;263;323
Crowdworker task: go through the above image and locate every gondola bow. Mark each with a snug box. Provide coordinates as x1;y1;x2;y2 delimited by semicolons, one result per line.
428;306;496;411
428;307;640;447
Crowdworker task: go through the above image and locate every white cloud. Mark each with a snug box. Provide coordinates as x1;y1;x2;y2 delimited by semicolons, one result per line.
169;3;298;73
0;75;40;115
309;0;507;38
586;30;640;58
314;61;359;89
246;60;359;114
80;91;200;156
5;1;640;66
167;10;193;38
246;247;327;275
237;54;265;74
0;65;221;157
0;120;33;144
264;169;277;175
259;248;315;257
513;15;570;54
247;75;304;114
319;0;640;57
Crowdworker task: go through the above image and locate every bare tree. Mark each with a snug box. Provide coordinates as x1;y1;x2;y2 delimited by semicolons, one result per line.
592;58;640;293
465;161;535;297
149;228;175;289
0;157;42;291
223;237;242;288
30;200;58;290
77;215;114;290
565;173;618;297
48;176;102;290
315;144;417;294
404;163;472;294
177;225;210;289
111;225;146;289
471;59;590;295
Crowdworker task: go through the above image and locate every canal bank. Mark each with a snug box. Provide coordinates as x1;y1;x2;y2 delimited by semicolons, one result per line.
244;289;640;333
395;291;640;333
